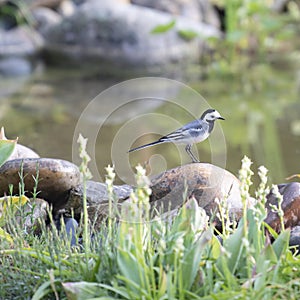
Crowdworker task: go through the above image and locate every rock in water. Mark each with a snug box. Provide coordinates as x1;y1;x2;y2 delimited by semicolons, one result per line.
0;158;81;212
131;0;220;28
43;0;220;71
150;163;243;225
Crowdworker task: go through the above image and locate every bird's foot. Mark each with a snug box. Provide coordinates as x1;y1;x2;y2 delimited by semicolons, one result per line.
192;159;200;163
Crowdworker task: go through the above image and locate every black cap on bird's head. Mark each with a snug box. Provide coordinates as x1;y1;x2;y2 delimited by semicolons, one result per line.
201;109;225;122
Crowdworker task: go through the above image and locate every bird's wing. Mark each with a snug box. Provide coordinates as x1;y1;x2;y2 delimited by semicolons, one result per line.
159;119;207;143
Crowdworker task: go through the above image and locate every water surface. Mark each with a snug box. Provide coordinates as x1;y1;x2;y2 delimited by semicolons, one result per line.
1;61;299;186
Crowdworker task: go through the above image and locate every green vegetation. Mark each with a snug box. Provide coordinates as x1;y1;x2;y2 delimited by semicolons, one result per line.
0;137;16;166
1;1;300;299
1;136;300;299
151;0;299;74
0;0;33;29
0;136;21;243
201;2;298;86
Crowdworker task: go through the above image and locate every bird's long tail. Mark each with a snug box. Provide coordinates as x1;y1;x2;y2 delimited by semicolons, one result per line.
128;140;165;153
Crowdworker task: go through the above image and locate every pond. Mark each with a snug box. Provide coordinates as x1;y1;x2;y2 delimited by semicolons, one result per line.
0;59;299;187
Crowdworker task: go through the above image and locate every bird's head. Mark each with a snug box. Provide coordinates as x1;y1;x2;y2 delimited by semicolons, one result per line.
201;109;225;122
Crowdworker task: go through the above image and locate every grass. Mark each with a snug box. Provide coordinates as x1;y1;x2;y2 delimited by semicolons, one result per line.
0;139;300;299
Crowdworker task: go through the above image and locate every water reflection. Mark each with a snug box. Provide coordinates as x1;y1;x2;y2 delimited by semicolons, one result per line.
0;64;299;186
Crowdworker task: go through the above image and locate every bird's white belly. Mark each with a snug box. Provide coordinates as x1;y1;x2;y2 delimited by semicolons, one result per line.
174;131;210;145
193;131;210;143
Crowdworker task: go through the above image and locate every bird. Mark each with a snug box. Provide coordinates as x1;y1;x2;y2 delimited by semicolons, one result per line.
128;108;225;163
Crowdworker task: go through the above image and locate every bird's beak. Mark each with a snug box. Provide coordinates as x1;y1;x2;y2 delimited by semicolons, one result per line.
218;116;225;120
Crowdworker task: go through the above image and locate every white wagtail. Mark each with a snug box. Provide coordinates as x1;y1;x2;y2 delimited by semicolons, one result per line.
128;108;225;163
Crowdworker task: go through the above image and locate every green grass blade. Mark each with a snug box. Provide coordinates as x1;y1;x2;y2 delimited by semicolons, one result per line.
32;280;57;300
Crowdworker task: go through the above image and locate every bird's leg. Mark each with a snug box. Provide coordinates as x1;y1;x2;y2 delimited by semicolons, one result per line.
185;145;200;163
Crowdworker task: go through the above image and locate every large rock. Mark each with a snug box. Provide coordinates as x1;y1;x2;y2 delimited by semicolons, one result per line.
150;163;244;226
132;0;220;28
0;57;33;77
0;26;44;57
289;225;300;252
0;26;44;77
31;7;62;34
65;163;243;230
42;0;220;71
65;180;132;218
0;158;81;212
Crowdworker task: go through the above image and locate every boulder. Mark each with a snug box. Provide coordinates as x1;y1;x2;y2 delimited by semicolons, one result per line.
65;163;244;230
0;26;44;57
150;163;244;226
31;7;62;34
289;225;300;253
42;0;220;71
0;26;43;77
0;57;32;77
0;158;81;212
65;180;132;219
265;182;300;232
132;0;220;28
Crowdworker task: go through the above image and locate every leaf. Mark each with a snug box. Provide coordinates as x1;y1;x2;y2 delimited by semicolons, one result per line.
247;209;265;257
157;266;167;297
218;221;244;274
272;229;290;259
171;197;208;236
62;282;108;300
226;30;247;43
116;275;148;298
177;29;198;41
263;222;278;239
217;254;239;289
261;17;282;32
253;244;277;291
151;20;176;34
87;298;120;300
210;235;221;260
181;229;212;289
258;244;277;270
117;248;144;289
0;195;30;227
0;138;17;167
32;280;56;300
0;227;13;244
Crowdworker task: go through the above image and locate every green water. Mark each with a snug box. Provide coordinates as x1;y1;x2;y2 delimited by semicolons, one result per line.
0;60;299;186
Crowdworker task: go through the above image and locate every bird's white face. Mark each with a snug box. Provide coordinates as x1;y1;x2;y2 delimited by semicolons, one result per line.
203;110;224;122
